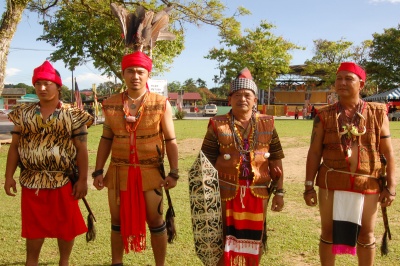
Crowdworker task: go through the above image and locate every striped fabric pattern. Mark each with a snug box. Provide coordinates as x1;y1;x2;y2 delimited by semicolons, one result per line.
332;191;364;255
224;180;264;265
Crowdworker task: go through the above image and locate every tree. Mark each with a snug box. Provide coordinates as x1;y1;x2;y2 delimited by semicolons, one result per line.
0;0;31;93
198;87;216;104
182;78;197;92
303;38;353;86
196;78;207;88
366;25;400;90
0;0;246;92
206;20;303;91
167;81;181;92
38;0;246;83
5;82;35;94
60;85;72;102
97;81;122;97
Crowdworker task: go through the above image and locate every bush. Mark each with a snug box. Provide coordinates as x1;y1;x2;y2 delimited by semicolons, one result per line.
175;110;186;120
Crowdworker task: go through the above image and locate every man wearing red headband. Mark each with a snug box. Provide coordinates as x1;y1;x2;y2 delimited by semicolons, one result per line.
93;51;179;266
304;62;396;265
4;61;93;265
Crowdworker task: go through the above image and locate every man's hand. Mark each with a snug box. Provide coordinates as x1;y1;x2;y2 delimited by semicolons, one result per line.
4;178;17;196
271;195;284;212
93;175;105;191
379;186;396;207
161;175;178;190
72;179;88;200
304;188;318;206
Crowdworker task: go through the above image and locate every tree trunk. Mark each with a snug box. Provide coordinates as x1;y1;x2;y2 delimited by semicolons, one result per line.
0;0;31;93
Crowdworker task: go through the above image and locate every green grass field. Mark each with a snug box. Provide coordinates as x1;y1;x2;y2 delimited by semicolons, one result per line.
0;120;399;265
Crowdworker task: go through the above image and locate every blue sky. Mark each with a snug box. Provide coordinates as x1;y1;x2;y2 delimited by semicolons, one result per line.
3;0;400;90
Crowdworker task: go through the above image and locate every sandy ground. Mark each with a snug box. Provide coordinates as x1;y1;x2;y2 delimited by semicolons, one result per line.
178;137;400;184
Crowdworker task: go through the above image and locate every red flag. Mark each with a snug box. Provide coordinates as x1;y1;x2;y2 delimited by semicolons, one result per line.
75;79;83;110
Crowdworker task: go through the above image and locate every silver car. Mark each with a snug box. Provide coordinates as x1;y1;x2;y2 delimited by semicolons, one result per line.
202;104;218;116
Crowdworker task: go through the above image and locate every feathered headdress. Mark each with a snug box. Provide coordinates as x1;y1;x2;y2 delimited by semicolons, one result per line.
110;3;176;58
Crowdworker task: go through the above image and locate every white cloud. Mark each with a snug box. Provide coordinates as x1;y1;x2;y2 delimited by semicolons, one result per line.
5;67;21;77
370;0;400;3
63;72;114;90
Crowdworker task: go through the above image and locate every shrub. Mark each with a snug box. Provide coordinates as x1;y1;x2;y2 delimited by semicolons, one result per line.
175;110;186;120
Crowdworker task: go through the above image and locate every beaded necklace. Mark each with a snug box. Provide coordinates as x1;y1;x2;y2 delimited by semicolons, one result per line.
337;100;366;157
35;101;62;129
230;112;258;182
123;90;148;132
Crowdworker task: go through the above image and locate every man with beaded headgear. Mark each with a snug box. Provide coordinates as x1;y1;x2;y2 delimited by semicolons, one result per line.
304;62;396;265
4;61;93;266
200;68;286;265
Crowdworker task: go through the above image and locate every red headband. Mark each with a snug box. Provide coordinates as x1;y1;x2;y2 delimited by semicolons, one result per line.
121;51;152;72
32;61;62;86
337;62;366;81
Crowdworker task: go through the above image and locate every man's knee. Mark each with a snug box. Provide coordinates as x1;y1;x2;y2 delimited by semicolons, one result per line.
111;224;121;234
357;238;376;249
149;221;167;237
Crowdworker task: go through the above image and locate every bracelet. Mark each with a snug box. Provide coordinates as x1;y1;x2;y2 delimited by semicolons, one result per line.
274;189;286;197
170;168;179;175
385;186;396;196
303;187;316;196
168;172;179;180
91;169;104;178
304;180;314;187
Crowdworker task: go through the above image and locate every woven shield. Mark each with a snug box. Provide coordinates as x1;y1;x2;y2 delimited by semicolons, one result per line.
188;151;223;266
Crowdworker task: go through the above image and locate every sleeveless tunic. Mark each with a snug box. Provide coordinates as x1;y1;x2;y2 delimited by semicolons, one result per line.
316;102;387;194
102;91;166;191
209;114;277;200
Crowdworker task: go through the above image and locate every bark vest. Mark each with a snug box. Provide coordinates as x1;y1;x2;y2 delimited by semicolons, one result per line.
316;101;386;194
210;114;275;200
102;91;166;191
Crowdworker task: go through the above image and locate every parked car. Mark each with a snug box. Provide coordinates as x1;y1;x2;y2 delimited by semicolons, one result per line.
202;104;218;117
0;109;12;115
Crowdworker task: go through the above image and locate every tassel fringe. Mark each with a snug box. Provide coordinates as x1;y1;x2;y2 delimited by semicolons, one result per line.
166;206;176;243
380;230;389;256
85;213;96;242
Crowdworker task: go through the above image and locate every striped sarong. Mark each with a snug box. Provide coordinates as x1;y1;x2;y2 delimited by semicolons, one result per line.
224;180;264;266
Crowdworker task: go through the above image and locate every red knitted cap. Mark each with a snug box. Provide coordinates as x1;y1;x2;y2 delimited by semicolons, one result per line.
121;51;152;72
32;61;62;86
337;62;366;81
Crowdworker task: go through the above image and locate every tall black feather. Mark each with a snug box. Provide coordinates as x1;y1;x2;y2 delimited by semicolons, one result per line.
126;6;145;47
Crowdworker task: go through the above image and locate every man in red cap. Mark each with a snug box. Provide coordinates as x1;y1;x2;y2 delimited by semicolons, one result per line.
93;51;179;266
304;62;396;265
4;61;93;266
200;68;285;265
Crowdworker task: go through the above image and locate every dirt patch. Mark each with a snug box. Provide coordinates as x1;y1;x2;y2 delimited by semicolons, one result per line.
177;137;400;185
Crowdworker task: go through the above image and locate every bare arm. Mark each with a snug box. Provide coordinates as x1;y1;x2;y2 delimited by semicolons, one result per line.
269;159;284;211
4;125;21;196
378;115;396;207
304;116;324;206
71;125;89;199
92;124;113;190
161;101;179;190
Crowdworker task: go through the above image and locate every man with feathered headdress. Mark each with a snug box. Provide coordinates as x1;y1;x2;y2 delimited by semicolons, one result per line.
92;3;178;266
200;68;286;265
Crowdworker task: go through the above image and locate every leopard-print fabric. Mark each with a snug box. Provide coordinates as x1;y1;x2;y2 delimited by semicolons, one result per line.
8;103;93;189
